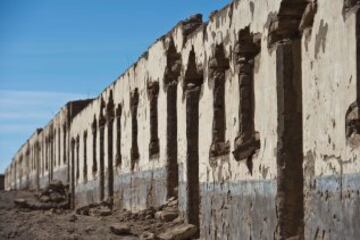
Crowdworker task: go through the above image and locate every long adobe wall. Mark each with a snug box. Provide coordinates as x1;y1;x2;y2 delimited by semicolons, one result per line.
4;0;360;239
4;99;93;192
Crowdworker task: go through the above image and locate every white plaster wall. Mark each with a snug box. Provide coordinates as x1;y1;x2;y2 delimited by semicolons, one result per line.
175;0;283;186
302;0;360;177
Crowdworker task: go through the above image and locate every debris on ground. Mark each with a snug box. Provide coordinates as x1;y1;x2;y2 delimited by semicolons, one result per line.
110;223;131;235
1;190;198;240
13;181;69;210
76;201;112;217
106;196;197;240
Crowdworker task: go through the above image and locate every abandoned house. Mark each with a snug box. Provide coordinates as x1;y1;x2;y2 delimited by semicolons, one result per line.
4;0;360;239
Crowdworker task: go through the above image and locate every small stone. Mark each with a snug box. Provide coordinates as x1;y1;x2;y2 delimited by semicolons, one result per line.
49;192;65;203
98;207;112;216
167;199;178;207
85;226;95;233
69;214;77;222
140;231;156;240
89;206;112;217
110;223;131;235
40;195;51;203
158;224;197;240
155;210;178;222
172;216;184;224
14;198;26;205
167;197;176;202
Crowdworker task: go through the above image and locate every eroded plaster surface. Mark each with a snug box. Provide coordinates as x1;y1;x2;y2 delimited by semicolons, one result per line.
4;0;360;239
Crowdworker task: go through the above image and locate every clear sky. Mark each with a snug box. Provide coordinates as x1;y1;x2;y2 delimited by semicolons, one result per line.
0;0;231;173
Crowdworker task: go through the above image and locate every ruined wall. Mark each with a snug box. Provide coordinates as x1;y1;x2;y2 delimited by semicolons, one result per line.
4;0;360;239
5;100;92;191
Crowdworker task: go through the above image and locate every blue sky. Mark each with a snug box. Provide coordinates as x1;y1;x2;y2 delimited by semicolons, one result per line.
0;0;231;173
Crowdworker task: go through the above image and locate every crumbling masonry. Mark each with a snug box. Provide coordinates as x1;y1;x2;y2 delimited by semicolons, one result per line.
4;0;360;239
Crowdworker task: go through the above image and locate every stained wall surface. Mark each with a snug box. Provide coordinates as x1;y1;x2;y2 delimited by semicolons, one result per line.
4;0;360;239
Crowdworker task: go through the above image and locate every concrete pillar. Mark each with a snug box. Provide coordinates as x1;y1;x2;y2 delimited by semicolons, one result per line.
164;39;181;199
275;39;304;239
147;82;160;159
130;89;140;171
106;91;115;206
99;98;106;201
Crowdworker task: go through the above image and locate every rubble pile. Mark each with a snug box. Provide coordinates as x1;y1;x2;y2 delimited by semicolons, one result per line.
12;192;197;240
108;197;198;240
14;181;69;210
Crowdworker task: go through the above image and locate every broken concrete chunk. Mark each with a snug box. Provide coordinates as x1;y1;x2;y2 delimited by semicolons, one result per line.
85;226;95;233
158;224;197;240
140;231;156;240
49;192;65;203
172;216;184;224
89;206;112;217
155;210;178;222
39;195;50;203
14;198;27;207
167;199;178;207
110;223;131;235
68;214;77;222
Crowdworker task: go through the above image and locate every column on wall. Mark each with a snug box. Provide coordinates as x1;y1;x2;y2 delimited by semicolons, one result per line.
267;0;308;238
83;131;88;183
63;124;67;164
54;130;57;168
19;156;22;188
26;146;30;188
115;104;122;167
58;127;61;166
76;135;80;182
92;116;98;174
163;38;181;199
208;44;230;161
183;48;203;236
147;82;160;158
70;138;76;209
130;89;140;171
106;91;115;205
99;98;106;201
36;141;40;190
232;27;261;175
45;137;48;172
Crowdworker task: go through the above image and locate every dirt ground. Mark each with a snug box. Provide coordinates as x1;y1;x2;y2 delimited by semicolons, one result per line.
0;190;139;240
0;190;195;240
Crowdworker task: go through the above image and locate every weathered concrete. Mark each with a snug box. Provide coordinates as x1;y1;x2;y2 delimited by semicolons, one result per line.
4;0;360;239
